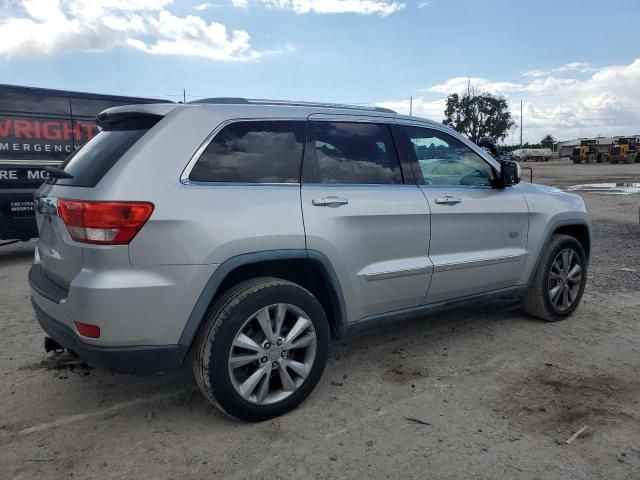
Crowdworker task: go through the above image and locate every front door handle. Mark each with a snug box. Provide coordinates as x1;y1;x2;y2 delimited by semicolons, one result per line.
434;196;462;205
312;196;349;207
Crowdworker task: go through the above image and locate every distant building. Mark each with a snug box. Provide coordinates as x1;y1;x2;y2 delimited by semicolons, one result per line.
557;136;640;157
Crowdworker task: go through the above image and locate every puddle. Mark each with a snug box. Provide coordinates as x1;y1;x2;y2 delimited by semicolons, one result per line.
566;182;640;195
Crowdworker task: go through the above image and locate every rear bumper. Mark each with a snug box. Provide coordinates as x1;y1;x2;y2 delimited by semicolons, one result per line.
32;298;186;374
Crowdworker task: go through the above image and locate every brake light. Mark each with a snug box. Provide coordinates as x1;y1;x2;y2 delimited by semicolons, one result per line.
57;199;154;245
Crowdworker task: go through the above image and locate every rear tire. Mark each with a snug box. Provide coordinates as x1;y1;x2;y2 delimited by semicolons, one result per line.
193;278;330;422
521;235;587;322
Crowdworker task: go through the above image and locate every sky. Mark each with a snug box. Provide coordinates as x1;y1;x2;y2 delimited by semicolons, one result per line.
1;0;640;144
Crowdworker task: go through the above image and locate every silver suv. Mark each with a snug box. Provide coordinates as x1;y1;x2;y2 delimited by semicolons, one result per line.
29;99;591;421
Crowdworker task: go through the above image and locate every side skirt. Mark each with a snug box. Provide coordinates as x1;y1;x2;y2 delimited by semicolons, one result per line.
341;285;527;338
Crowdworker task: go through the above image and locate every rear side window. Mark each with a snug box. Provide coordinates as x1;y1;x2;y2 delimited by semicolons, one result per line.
53;129;149;187
311;122;402;184
189;121;305;183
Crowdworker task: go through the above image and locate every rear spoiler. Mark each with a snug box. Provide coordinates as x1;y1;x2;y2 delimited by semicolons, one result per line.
96;103;177;130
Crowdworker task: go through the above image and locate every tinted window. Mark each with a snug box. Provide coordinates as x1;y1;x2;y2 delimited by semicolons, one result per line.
190;121;305;183
404;127;494;186
312;122;401;184
53;129;149;187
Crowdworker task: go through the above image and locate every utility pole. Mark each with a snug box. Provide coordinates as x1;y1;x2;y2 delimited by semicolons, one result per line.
183;88;186;103
520;99;523;149
409;96;413;116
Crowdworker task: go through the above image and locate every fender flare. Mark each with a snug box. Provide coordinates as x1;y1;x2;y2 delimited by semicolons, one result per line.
527;218;592;285
176;249;348;360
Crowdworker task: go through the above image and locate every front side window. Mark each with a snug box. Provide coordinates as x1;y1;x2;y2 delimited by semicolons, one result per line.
190;121;305;183
404;126;494;186
311;121;402;184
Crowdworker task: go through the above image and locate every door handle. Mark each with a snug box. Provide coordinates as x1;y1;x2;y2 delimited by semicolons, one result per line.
312;196;349;207
434;196;462;205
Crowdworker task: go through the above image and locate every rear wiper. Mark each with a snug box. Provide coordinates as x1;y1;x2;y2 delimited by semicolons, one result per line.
43;166;74;179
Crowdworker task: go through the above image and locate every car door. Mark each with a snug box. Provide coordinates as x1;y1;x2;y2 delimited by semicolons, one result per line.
395;124;530;304
300;116;432;322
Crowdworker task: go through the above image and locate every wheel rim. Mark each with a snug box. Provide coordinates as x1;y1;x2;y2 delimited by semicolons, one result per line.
228;303;317;405
548;248;583;312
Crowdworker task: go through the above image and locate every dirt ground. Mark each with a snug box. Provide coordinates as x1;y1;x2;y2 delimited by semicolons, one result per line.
1;159;639;479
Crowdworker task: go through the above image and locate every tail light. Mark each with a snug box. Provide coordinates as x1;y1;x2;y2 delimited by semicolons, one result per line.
57;199;154;245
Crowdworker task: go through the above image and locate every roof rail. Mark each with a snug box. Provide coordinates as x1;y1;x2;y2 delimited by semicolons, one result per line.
188;97;397;114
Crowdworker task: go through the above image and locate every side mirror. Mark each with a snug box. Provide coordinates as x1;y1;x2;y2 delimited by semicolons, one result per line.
478;137;499;157
500;160;521;187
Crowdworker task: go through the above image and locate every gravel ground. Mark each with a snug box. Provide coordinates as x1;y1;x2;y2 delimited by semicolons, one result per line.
1;159;639;479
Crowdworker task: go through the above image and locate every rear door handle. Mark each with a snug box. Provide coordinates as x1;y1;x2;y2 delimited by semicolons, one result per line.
434;196;462;205
312;196;349;207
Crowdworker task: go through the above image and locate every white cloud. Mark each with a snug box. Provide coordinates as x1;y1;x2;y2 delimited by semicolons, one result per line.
522;62;599;79
244;0;405;15
424;77;522;95
522;69;549;78
231;0;249;8
418;1;428;8
193;2;215;9
378;59;640;142
376;97;444;119
0;0;281;60
555;61;598;73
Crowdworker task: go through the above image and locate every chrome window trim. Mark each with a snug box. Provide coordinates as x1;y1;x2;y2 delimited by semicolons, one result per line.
179;117;306;185
303;183;418;188
181;181;301;187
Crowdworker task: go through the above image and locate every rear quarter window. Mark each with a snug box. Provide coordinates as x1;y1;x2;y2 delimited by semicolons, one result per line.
189;121;305;183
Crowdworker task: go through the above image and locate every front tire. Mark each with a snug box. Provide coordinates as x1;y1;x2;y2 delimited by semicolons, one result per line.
522;235;587;321
193;278;330;421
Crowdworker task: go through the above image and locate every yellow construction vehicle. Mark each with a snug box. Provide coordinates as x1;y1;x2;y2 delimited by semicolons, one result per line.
571;139;601;164
608;137;639;164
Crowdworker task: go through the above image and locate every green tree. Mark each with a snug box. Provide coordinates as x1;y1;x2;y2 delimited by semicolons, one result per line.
443;86;515;143
540;134;556;150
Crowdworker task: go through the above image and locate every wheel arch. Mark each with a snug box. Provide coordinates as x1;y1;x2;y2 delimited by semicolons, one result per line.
177;250;347;362
527;219;592;286
552;223;591;259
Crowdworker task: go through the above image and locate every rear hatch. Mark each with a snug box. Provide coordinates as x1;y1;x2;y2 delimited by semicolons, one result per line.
35;106;168;290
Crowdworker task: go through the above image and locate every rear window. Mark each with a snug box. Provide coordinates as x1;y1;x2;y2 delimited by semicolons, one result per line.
52;129;148;187
189;121;305;183
311;121;402;184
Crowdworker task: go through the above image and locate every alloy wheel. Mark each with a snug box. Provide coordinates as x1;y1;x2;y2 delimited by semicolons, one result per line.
548;248;583;312
228;303;317;405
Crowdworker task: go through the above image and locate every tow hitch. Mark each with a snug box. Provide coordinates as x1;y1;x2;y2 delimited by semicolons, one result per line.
43;336;64;354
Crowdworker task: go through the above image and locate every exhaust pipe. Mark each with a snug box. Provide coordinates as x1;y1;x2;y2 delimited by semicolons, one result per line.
44;337;64;354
